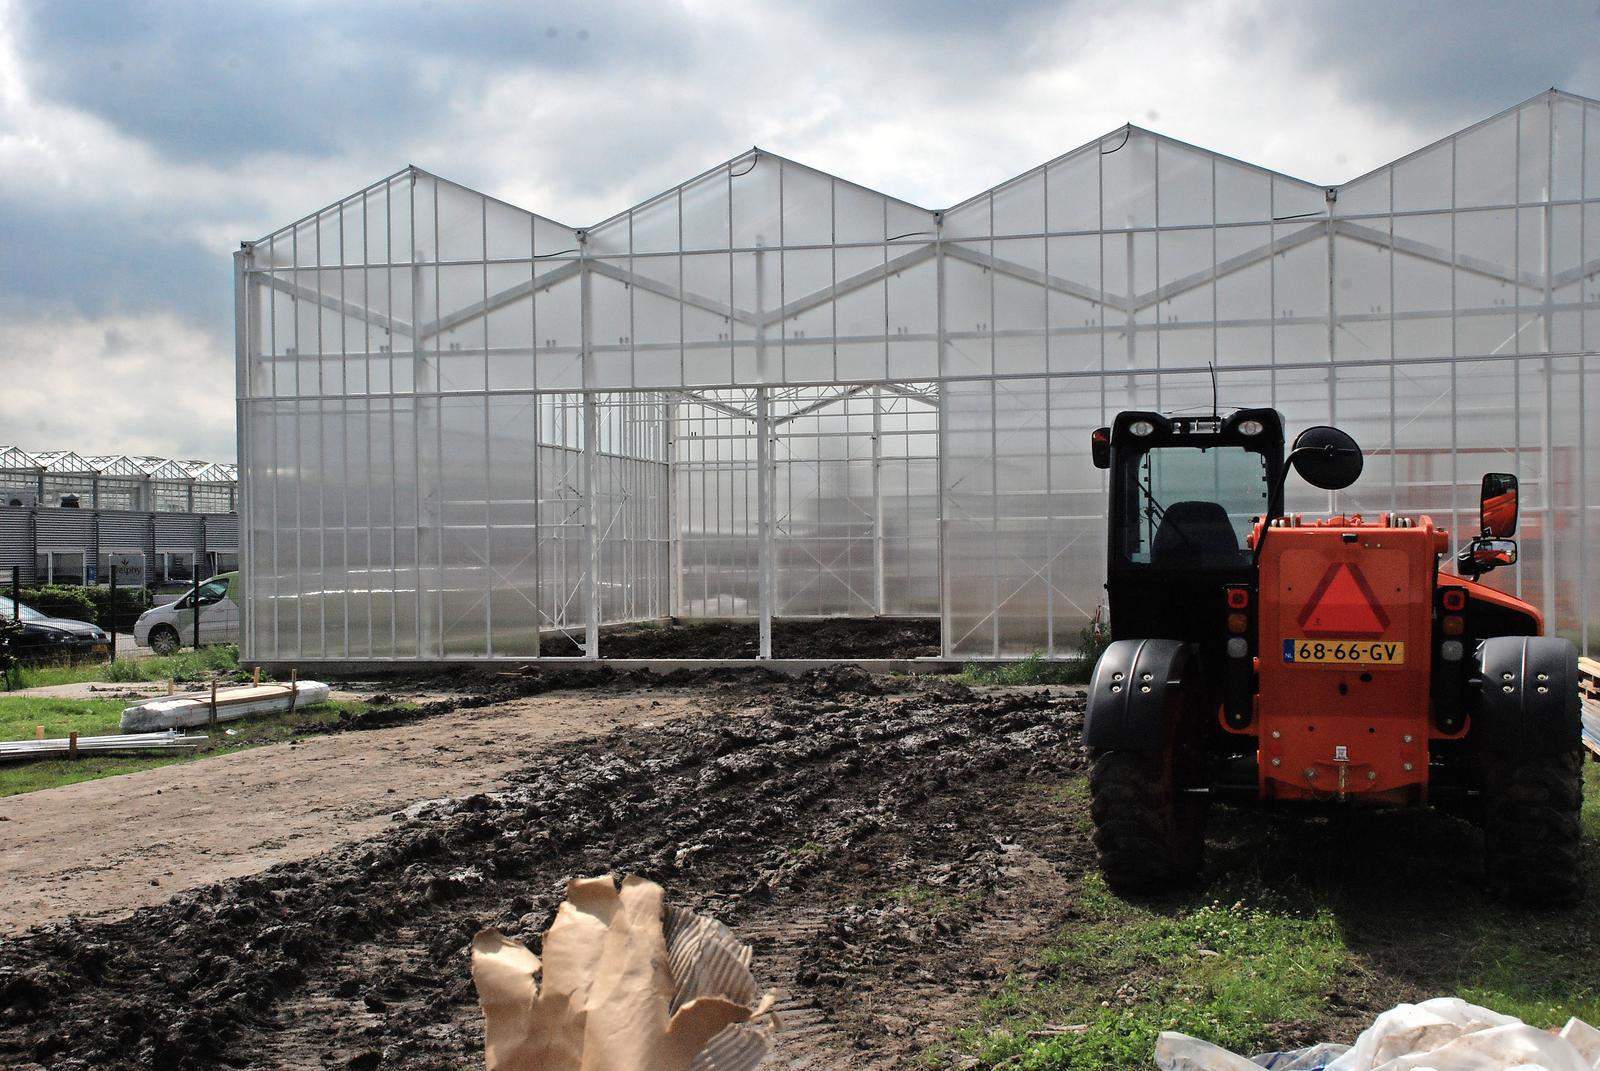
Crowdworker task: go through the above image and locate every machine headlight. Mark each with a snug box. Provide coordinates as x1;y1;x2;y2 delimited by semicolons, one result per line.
1129;420;1155;437
1440;639;1464;662
1226;637;1249;658
1237;419;1264;436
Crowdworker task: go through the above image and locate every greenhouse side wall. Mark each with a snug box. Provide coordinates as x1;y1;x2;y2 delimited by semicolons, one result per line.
237;91;1600;661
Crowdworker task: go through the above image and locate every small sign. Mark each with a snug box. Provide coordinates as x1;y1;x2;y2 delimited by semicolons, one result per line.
1335;745;1348;761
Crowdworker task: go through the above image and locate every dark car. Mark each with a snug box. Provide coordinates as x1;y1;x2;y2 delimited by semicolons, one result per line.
0;595;111;662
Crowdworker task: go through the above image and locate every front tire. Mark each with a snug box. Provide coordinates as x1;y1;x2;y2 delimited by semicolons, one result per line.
1089;749;1207;893
149;626;181;656
1482;751;1585;906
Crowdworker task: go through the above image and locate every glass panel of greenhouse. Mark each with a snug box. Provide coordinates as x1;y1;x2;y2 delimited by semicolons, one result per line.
236;89;1600;661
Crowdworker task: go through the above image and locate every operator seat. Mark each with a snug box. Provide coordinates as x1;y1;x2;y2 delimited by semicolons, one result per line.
1151;500;1239;566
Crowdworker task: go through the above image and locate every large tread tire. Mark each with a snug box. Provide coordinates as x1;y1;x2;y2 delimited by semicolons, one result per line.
1482;751;1585;906
1089;749;1207;894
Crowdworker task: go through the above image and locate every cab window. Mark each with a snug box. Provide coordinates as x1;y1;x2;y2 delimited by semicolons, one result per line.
1121;445;1267;567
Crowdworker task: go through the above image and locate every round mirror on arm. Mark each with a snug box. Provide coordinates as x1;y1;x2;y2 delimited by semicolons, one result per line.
1288;426;1364;491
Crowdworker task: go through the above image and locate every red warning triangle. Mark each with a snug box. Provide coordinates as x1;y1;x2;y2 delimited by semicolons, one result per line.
1296;563;1391;639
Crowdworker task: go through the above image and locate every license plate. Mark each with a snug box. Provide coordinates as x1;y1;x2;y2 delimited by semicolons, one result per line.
91;644;108;653
1283;639;1404;665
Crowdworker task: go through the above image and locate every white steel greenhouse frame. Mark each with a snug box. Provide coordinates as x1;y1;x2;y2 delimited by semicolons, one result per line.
237;90;1600;662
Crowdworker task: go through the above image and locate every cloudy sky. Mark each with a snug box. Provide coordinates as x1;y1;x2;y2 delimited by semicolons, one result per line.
1;0;1597;462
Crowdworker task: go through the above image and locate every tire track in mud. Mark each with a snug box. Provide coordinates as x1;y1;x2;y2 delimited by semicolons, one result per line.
0;673;1092;1070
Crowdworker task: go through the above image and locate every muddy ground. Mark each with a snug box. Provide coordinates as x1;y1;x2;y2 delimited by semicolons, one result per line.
0;666;1590;1071
537;617;943;659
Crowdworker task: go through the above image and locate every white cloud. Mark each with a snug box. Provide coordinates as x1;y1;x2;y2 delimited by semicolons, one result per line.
0;310;234;461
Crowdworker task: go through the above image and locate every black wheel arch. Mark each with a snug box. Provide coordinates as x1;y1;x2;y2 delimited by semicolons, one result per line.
1474;636;1581;755
1084;638;1204;751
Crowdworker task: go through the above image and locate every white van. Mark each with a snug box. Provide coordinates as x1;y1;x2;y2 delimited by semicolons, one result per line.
134;571;241;654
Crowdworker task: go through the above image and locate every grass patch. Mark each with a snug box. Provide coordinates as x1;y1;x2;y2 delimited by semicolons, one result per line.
6;645;243;691
957;652;1096;687
0;693;381;797
945;763;1600;1069
948;877;1349;1069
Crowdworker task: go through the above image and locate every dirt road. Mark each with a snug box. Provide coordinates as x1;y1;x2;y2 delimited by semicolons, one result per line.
0;692;705;935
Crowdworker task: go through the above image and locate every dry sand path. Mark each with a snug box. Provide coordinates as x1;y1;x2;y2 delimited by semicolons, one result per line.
0;692;701;934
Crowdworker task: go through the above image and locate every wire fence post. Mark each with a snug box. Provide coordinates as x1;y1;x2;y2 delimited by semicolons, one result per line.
191;573;201;651
109;564;118;663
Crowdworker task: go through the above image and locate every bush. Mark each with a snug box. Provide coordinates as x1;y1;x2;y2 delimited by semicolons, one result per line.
16;586;98;624
84;586;153;633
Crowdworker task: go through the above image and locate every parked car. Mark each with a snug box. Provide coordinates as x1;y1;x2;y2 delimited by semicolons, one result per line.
0;595;112;662
134;572;240;654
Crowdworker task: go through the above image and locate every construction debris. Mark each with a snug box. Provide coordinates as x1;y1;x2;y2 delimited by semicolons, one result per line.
119;680;330;732
0;729;206;762
1156;998;1600;1071
471;874;776;1071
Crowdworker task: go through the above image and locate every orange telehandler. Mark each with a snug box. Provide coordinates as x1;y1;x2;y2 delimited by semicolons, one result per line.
1084;408;1584;903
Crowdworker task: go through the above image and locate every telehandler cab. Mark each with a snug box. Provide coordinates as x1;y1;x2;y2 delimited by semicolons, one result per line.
1084;408;1585;903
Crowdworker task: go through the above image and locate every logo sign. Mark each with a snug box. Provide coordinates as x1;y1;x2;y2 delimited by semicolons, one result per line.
1296;562;1391;639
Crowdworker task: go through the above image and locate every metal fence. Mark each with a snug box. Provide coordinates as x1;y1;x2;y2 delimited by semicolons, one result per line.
237;89;1600;660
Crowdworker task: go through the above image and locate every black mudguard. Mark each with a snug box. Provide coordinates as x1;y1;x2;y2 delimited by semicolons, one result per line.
1475;635;1581;754
1085;639;1202;750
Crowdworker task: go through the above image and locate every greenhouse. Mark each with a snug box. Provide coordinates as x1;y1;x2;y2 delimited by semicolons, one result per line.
236;89;1600;662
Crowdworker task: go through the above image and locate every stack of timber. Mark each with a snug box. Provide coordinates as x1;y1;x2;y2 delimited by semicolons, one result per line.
120;679;330;733
1;730;206;762
1579;656;1600;758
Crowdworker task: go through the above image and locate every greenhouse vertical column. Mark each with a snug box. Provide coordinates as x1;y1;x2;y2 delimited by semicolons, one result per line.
757;388;773;659
756;237;773;659
233;245;253;658
872;385;884;616
580;235;600;659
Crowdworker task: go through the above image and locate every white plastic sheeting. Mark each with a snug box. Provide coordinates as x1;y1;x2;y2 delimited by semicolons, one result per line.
1156;998;1600;1071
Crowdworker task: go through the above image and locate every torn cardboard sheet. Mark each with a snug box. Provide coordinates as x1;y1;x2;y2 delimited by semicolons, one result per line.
472;874;777;1071
1155;997;1600;1071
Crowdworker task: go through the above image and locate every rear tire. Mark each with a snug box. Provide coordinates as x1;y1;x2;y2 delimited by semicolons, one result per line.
1089;749;1207;893
1482;751;1585;906
149;626;180;656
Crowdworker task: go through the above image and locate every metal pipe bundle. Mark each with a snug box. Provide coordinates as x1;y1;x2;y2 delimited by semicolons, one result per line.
0;730;207;762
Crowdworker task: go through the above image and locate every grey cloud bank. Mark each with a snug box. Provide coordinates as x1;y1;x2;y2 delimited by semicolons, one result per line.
2;0;1596;461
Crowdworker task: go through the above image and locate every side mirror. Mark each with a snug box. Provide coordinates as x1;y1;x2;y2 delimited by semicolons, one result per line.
1459;536;1517;578
1479;472;1517;537
1091;427;1111;469
1288;426;1363;491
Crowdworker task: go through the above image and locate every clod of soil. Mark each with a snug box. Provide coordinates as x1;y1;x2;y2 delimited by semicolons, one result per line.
534;617;942;660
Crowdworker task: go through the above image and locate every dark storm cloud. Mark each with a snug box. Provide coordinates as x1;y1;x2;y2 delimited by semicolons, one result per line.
0;197;232;323
13;0;700;164
1264;0;1600;129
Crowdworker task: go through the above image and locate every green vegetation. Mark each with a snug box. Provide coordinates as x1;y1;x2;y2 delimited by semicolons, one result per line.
944;762;1600;1069
12;585;97;622
949;878;1349;1069
0;690;378;797
957;620;1110;687
7;644;243;690
957;652;1095;687
8;585;155;628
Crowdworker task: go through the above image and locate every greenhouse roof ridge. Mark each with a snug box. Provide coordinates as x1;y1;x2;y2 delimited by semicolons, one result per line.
249;88;1598;250
0;447;237;482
